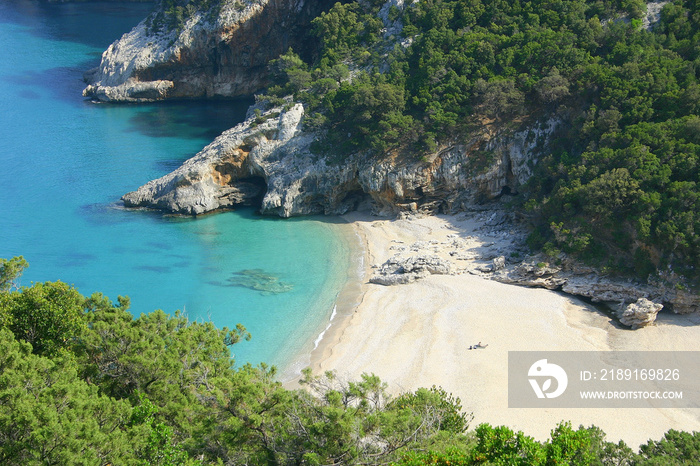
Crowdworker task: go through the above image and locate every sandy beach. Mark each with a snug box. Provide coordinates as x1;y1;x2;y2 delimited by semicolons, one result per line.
304;210;700;449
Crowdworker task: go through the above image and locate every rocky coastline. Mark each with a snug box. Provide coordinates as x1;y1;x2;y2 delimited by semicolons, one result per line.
316;210;700;447
91;0;697;323
120;103;698;326
83;0;336;102
122;103;559;216
365;207;698;328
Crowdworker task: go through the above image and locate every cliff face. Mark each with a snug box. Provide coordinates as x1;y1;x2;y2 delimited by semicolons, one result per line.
122;104;558;217
83;0;335;102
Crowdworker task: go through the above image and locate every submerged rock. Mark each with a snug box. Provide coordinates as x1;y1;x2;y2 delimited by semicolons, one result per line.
227;269;293;294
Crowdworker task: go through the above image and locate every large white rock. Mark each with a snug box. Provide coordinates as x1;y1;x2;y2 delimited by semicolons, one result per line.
619;298;664;329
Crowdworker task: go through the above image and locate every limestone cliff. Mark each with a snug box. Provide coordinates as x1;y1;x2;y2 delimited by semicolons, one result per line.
83;0;334;102
122;104;558;217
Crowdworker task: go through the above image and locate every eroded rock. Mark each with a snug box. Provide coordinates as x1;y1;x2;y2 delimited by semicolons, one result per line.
491;253;699;325
619;298;664;329
122;102;562;218
370;254;453;286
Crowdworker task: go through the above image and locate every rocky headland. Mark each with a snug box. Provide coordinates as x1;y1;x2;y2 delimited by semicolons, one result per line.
83;0;336;102
122;103;558;217
92;0;697;322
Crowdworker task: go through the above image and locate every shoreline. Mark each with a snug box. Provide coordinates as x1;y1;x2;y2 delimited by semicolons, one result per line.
302;213;375;381
296;209;700;448
279;217;366;385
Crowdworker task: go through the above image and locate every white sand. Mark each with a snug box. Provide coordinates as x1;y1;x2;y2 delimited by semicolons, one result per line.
307;211;700;449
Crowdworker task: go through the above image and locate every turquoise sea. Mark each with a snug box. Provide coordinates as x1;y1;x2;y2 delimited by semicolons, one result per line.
0;1;353;372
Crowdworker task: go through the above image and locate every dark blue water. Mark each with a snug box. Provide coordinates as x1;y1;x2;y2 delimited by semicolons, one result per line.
0;1;351;371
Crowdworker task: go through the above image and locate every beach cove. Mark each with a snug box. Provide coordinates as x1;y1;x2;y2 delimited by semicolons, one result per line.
3;0;700;451
304;210;700;449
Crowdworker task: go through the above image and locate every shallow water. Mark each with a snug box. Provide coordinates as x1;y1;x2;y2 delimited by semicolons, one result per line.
0;1;351;369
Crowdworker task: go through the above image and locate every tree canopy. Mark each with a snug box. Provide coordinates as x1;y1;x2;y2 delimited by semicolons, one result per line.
0;257;698;464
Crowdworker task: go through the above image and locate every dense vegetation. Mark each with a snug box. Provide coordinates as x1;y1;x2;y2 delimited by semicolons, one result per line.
264;0;699;287
1;256;699;465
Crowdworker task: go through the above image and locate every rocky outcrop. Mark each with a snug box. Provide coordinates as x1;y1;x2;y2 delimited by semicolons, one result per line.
472;119;559;199
371;207;699;323
489;252;699;321
370;254;453;286
663;289;700;315
122;102;367;216
83;0;335;102
349;205;698;321
619;298;664;329
122;104;559;217
643;1;670;30
122;103;305;214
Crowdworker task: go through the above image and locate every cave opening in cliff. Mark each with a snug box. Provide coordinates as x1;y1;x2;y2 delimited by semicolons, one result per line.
236;176;267;207
498;185;518;197
341;189;372;212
